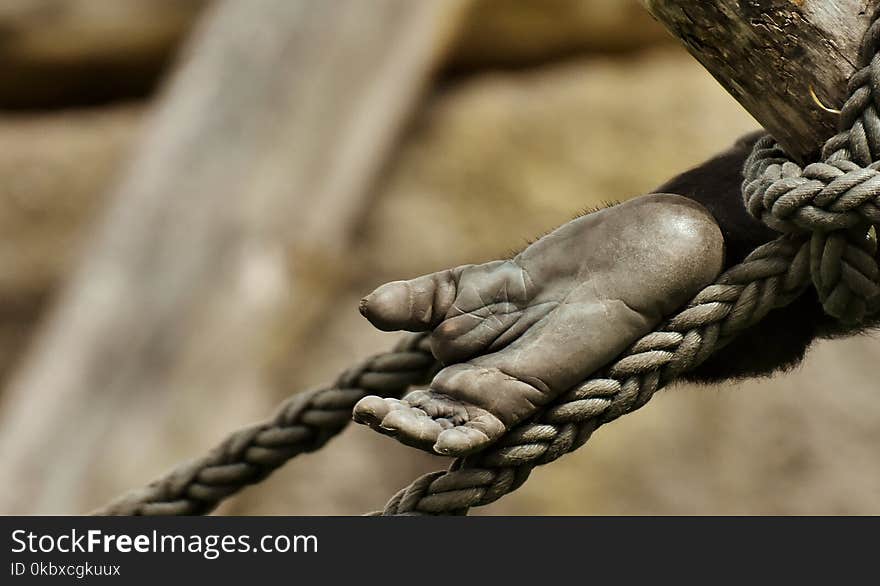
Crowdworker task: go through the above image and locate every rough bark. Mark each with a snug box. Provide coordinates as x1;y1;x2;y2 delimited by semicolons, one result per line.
0;0;465;513
640;0;880;161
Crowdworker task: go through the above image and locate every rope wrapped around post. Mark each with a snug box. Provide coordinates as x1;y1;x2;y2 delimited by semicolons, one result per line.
377;15;880;515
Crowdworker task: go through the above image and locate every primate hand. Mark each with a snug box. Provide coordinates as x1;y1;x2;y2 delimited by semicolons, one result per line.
352;194;724;456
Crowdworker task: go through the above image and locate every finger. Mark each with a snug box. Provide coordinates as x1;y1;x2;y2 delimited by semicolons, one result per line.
433;411;506;456
359;268;460;332
352;395;398;426
374;405;444;450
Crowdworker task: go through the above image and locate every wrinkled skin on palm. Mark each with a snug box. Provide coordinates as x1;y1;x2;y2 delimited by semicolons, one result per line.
353;132;880;456
354;193;723;455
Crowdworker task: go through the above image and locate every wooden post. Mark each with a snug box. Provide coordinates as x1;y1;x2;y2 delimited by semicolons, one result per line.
639;0;880;162
0;0;466;513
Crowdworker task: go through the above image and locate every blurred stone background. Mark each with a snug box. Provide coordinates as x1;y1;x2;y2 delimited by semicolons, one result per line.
0;0;878;515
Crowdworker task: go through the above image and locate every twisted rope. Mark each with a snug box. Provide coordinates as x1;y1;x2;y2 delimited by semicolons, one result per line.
94;333;437;515
377;15;880;515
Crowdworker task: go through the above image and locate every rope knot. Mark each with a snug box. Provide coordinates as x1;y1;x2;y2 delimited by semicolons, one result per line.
742;47;880;324
743;138;880;323
810;226;880;322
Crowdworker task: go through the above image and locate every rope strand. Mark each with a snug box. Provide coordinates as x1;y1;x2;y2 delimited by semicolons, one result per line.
94;334;437;515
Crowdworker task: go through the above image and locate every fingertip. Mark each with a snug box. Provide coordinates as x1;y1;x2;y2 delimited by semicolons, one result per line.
434;426;491;456
352;395;393;425
381;408;443;444
360;281;414;331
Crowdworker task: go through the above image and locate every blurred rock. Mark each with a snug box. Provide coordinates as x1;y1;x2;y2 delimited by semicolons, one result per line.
0;105;143;379
0;0;206;108
450;0;671;70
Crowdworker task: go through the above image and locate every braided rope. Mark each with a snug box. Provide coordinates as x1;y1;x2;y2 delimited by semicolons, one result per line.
94;333;437;515
377;14;880;515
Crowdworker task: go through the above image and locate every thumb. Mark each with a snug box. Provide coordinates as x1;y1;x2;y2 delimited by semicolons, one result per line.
359;268;460;332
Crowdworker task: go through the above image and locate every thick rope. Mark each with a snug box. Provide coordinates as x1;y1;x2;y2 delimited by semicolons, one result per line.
375;14;880;515
94;333;437;515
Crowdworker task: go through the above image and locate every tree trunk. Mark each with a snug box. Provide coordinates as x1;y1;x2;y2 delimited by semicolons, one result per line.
639;0;880;162
0;0;466;513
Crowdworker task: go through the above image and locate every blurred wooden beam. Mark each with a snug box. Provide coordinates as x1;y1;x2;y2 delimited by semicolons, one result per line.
640;0;880;161
0;0;466;513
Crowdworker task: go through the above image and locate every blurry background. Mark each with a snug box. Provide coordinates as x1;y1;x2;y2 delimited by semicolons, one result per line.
0;0;878;515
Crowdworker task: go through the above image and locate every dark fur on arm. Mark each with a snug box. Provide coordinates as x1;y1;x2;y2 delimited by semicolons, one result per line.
654;132;879;383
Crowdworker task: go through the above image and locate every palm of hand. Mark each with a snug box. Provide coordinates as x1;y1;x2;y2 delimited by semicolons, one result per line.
354;194;724;456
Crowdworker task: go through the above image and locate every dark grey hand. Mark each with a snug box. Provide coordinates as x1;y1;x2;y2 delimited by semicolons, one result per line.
353;194;725;456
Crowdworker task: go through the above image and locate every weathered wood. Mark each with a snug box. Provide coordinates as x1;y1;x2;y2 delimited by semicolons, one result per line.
639;0;880;161
0;0;466;513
